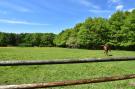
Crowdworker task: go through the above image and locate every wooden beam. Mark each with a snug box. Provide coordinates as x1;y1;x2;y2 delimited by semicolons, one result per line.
0;57;135;66
0;74;135;89
129;82;135;86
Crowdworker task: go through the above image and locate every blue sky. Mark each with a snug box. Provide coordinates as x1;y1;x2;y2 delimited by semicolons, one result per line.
0;0;134;33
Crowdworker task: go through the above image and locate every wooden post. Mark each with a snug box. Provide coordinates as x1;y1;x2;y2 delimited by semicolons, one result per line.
0;74;135;89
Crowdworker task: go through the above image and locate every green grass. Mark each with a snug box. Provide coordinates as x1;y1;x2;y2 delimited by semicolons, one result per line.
0;47;135;89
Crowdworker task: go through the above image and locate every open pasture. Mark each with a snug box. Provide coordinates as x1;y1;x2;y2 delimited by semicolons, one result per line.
0;47;135;89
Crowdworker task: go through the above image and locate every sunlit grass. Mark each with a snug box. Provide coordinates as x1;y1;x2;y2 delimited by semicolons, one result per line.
0;47;135;89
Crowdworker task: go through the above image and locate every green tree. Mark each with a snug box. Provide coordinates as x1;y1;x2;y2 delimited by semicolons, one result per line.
40;33;55;47
108;11;126;47
31;33;41;46
54;29;72;47
120;9;135;49
0;32;8;46
7;33;17;46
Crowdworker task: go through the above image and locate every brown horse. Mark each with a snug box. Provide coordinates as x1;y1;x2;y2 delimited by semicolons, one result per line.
101;44;111;56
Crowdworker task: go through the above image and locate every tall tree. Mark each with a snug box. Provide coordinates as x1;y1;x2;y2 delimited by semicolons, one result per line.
40;33;55;47
54;29;72;47
0;32;8;46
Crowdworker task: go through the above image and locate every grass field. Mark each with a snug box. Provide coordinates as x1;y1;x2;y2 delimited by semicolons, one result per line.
0;47;135;89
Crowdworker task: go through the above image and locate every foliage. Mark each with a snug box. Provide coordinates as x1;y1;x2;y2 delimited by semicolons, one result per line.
0;9;135;50
55;10;135;50
53;29;72;47
40;33;55;47
0;32;8;46
0;33;56;47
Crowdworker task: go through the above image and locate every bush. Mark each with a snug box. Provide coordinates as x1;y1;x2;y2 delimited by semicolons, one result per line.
18;43;32;47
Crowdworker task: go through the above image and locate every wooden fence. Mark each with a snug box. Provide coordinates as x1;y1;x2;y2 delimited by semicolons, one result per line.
0;56;135;89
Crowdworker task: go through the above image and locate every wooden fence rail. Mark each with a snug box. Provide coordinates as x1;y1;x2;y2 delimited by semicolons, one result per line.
1;56;135;89
0;74;135;89
0;56;135;66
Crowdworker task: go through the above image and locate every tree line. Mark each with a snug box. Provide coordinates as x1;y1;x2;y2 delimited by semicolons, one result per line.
0;10;135;50
54;10;135;50
0;33;55;47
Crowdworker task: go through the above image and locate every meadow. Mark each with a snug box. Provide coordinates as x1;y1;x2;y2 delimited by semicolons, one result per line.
0;47;135;89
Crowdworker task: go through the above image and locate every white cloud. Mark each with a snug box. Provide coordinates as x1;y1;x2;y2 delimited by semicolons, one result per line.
108;0;122;8
108;0;121;4
116;5;123;10
128;8;135;12
71;0;100;9
0;19;50;26
108;15;112;18
110;0;120;3
80;0;100;9
88;10;112;13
